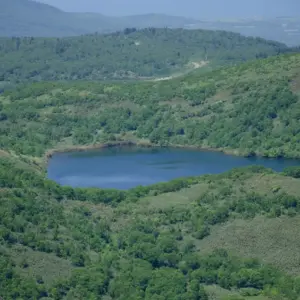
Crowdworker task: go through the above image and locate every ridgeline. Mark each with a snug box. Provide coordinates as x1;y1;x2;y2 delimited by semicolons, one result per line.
0;27;292;83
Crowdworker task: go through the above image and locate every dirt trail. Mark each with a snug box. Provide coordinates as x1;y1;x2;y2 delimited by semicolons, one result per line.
152;60;209;82
0;149;10;157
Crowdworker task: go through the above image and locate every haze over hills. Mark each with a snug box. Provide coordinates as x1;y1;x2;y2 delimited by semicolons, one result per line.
189;17;300;47
40;0;300;19
1;0;300;46
0;0;197;37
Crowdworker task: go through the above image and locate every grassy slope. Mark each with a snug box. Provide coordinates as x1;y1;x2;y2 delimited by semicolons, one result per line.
205;285;270;300
127;171;300;274
1;53;300;158
198;215;300;276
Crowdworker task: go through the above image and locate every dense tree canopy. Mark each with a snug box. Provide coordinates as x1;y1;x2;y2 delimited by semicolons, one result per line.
1;53;300;158
0;28;293;82
1;153;300;299
1;28;300;300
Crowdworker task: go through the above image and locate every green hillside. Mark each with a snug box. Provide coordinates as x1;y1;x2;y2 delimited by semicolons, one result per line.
1;44;300;298
0;28;292;82
1;53;300;158
1;150;300;299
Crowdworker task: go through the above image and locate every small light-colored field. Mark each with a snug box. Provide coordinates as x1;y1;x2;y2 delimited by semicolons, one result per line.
205;285;271;300
198;215;300;276
8;245;73;286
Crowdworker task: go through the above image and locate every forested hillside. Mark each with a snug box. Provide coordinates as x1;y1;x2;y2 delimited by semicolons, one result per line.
1;33;300;298
1;145;300;299
0;28;292;82
1;53;300;158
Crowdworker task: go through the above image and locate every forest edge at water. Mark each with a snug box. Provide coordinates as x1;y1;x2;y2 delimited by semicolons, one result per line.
1;53;300;160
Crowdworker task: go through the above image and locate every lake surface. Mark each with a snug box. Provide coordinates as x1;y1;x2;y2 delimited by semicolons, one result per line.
47;147;300;190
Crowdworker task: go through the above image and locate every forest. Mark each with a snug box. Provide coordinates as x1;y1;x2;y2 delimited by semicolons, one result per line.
1;53;300;158
1;150;300;299
0;27;295;83
1;28;300;299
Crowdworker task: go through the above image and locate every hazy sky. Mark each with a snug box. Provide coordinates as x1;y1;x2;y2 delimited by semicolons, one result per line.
39;0;300;19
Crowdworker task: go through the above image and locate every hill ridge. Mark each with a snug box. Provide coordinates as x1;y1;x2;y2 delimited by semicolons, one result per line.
0;0;197;37
0;27;292;83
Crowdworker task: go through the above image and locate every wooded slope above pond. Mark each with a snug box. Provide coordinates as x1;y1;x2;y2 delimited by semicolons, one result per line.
1;53;300;158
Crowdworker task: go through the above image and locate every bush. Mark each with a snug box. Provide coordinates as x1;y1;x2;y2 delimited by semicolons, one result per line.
283;166;300;178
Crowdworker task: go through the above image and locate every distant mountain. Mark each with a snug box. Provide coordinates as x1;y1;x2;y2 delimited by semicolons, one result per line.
187;17;300;46
0;0;196;37
1;0;300;47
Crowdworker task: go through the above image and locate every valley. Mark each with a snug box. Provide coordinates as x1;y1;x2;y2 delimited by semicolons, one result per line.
1;50;300;299
1;8;300;299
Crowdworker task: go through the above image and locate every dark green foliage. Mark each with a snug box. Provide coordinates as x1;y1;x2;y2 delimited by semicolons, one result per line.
283;166;300;178
1;152;300;299
1;39;300;299
0;253;47;299
0;28;292;82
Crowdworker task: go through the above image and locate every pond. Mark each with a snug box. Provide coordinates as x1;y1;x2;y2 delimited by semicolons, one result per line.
47;147;300;190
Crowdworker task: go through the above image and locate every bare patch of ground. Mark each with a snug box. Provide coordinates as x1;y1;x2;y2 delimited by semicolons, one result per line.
197;215;300;276
153;60;209;82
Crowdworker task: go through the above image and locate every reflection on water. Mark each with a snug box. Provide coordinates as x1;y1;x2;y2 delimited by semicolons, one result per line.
47;147;300;190
145;159;188;166
59;175;156;187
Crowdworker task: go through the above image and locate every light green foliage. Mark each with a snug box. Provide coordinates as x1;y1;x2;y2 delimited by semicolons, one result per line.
1;54;300;158
283;166;300;178
197;215;300;276
9;245;72;286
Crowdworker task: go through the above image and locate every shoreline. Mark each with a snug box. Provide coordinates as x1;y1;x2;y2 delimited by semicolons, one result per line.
44;140;254;161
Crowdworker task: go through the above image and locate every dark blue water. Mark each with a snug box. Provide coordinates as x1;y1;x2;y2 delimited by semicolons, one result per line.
47;147;300;190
